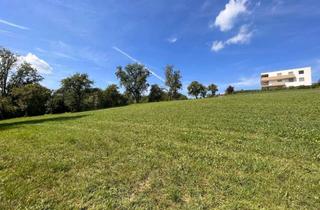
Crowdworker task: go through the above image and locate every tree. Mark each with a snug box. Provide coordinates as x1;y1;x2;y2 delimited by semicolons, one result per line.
200;85;207;98
225;85;235;95
207;84;218;96
11;84;51;116
0;48;17;96
61;73;93;112
102;84;127;108
0;96;17;119
83;88;104;110
115;63;150;103
148;84;165;102
165;65;182;100
46;89;69;114
188;81;206;99
8;62;43;91
176;93;188;100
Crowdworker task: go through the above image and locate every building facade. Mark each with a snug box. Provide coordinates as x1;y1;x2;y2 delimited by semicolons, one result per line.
261;67;312;89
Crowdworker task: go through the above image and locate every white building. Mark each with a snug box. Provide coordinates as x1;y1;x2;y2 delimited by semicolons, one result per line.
261;67;312;89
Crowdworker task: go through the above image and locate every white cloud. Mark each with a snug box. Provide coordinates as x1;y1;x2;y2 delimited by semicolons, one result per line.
0;19;29;30
18;53;53;75
211;41;225;52
211;25;253;52
232;75;260;87
167;37;178;43
226;25;252;44
213;0;248;31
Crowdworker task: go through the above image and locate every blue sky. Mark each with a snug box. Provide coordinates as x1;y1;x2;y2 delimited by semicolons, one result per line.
1;0;320;93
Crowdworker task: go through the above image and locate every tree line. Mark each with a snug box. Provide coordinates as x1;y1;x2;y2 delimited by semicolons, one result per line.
0;47;234;120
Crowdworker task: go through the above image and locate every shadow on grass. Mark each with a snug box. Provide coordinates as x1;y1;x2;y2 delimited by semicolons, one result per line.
0;114;89;130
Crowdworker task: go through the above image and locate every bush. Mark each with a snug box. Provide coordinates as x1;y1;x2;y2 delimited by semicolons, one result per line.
84;88;104;110
46;90;69;114
176;93;188;100
148;84;166;102
102;85;128;108
0;97;18;119
11;84;51;116
225;85;235;95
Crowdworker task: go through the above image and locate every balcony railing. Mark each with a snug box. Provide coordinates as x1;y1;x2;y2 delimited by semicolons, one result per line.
261;81;286;88
261;74;296;82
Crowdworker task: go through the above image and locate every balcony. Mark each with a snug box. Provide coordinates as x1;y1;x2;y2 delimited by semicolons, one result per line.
261;81;285;88
261;74;296;82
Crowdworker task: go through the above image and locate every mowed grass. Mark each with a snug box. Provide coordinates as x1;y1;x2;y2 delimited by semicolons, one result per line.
1;89;320;209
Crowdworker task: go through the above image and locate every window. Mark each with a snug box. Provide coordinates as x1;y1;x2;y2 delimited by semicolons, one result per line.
277;73;282;76
277;80;282;82
299;77;305;82
261;74;269;78
288;71;294;75
299;70;304;74
289;78;295;82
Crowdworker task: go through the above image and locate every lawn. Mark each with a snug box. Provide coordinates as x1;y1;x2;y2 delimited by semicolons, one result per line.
0;89;320;209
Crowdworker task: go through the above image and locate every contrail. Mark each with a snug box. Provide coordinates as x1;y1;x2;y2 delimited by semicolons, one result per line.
0;19;30;30
113;46;165;82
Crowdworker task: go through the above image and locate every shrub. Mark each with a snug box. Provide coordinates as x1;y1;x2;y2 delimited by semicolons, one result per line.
46;90;69;114
11;84;51;116
0;96;18;119
148;84;166;102
225;85;235;95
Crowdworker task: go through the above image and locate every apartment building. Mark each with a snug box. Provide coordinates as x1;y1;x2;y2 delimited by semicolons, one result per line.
261;67;312;89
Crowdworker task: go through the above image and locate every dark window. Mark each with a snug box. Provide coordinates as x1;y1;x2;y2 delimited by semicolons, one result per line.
277;80;282;82
299;77;305;82
289;78;294;82
261;74;269;78
299;70;304;74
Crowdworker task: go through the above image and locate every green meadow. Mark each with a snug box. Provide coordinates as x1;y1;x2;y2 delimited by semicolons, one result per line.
1;89;320;209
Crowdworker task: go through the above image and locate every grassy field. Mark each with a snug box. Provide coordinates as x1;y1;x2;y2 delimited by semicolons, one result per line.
1;89;320;209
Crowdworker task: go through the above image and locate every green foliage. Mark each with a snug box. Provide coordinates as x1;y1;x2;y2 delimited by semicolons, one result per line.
102;84;127;108
8;62;43;91
225;85;235;94
165;65;182;100
175;93;188;100
46;89;69;114
0;56;49;118
1;89;319;209
116;63;150;103
207;83;218;96
61;73;93;112
0;48;17;96
10;84;51;116
148;84;166;102
83;88;104;110
187;81;207;99
200;85;207;98
0;96;17;119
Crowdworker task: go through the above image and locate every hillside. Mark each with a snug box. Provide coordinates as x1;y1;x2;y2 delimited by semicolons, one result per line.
1;89;320;209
